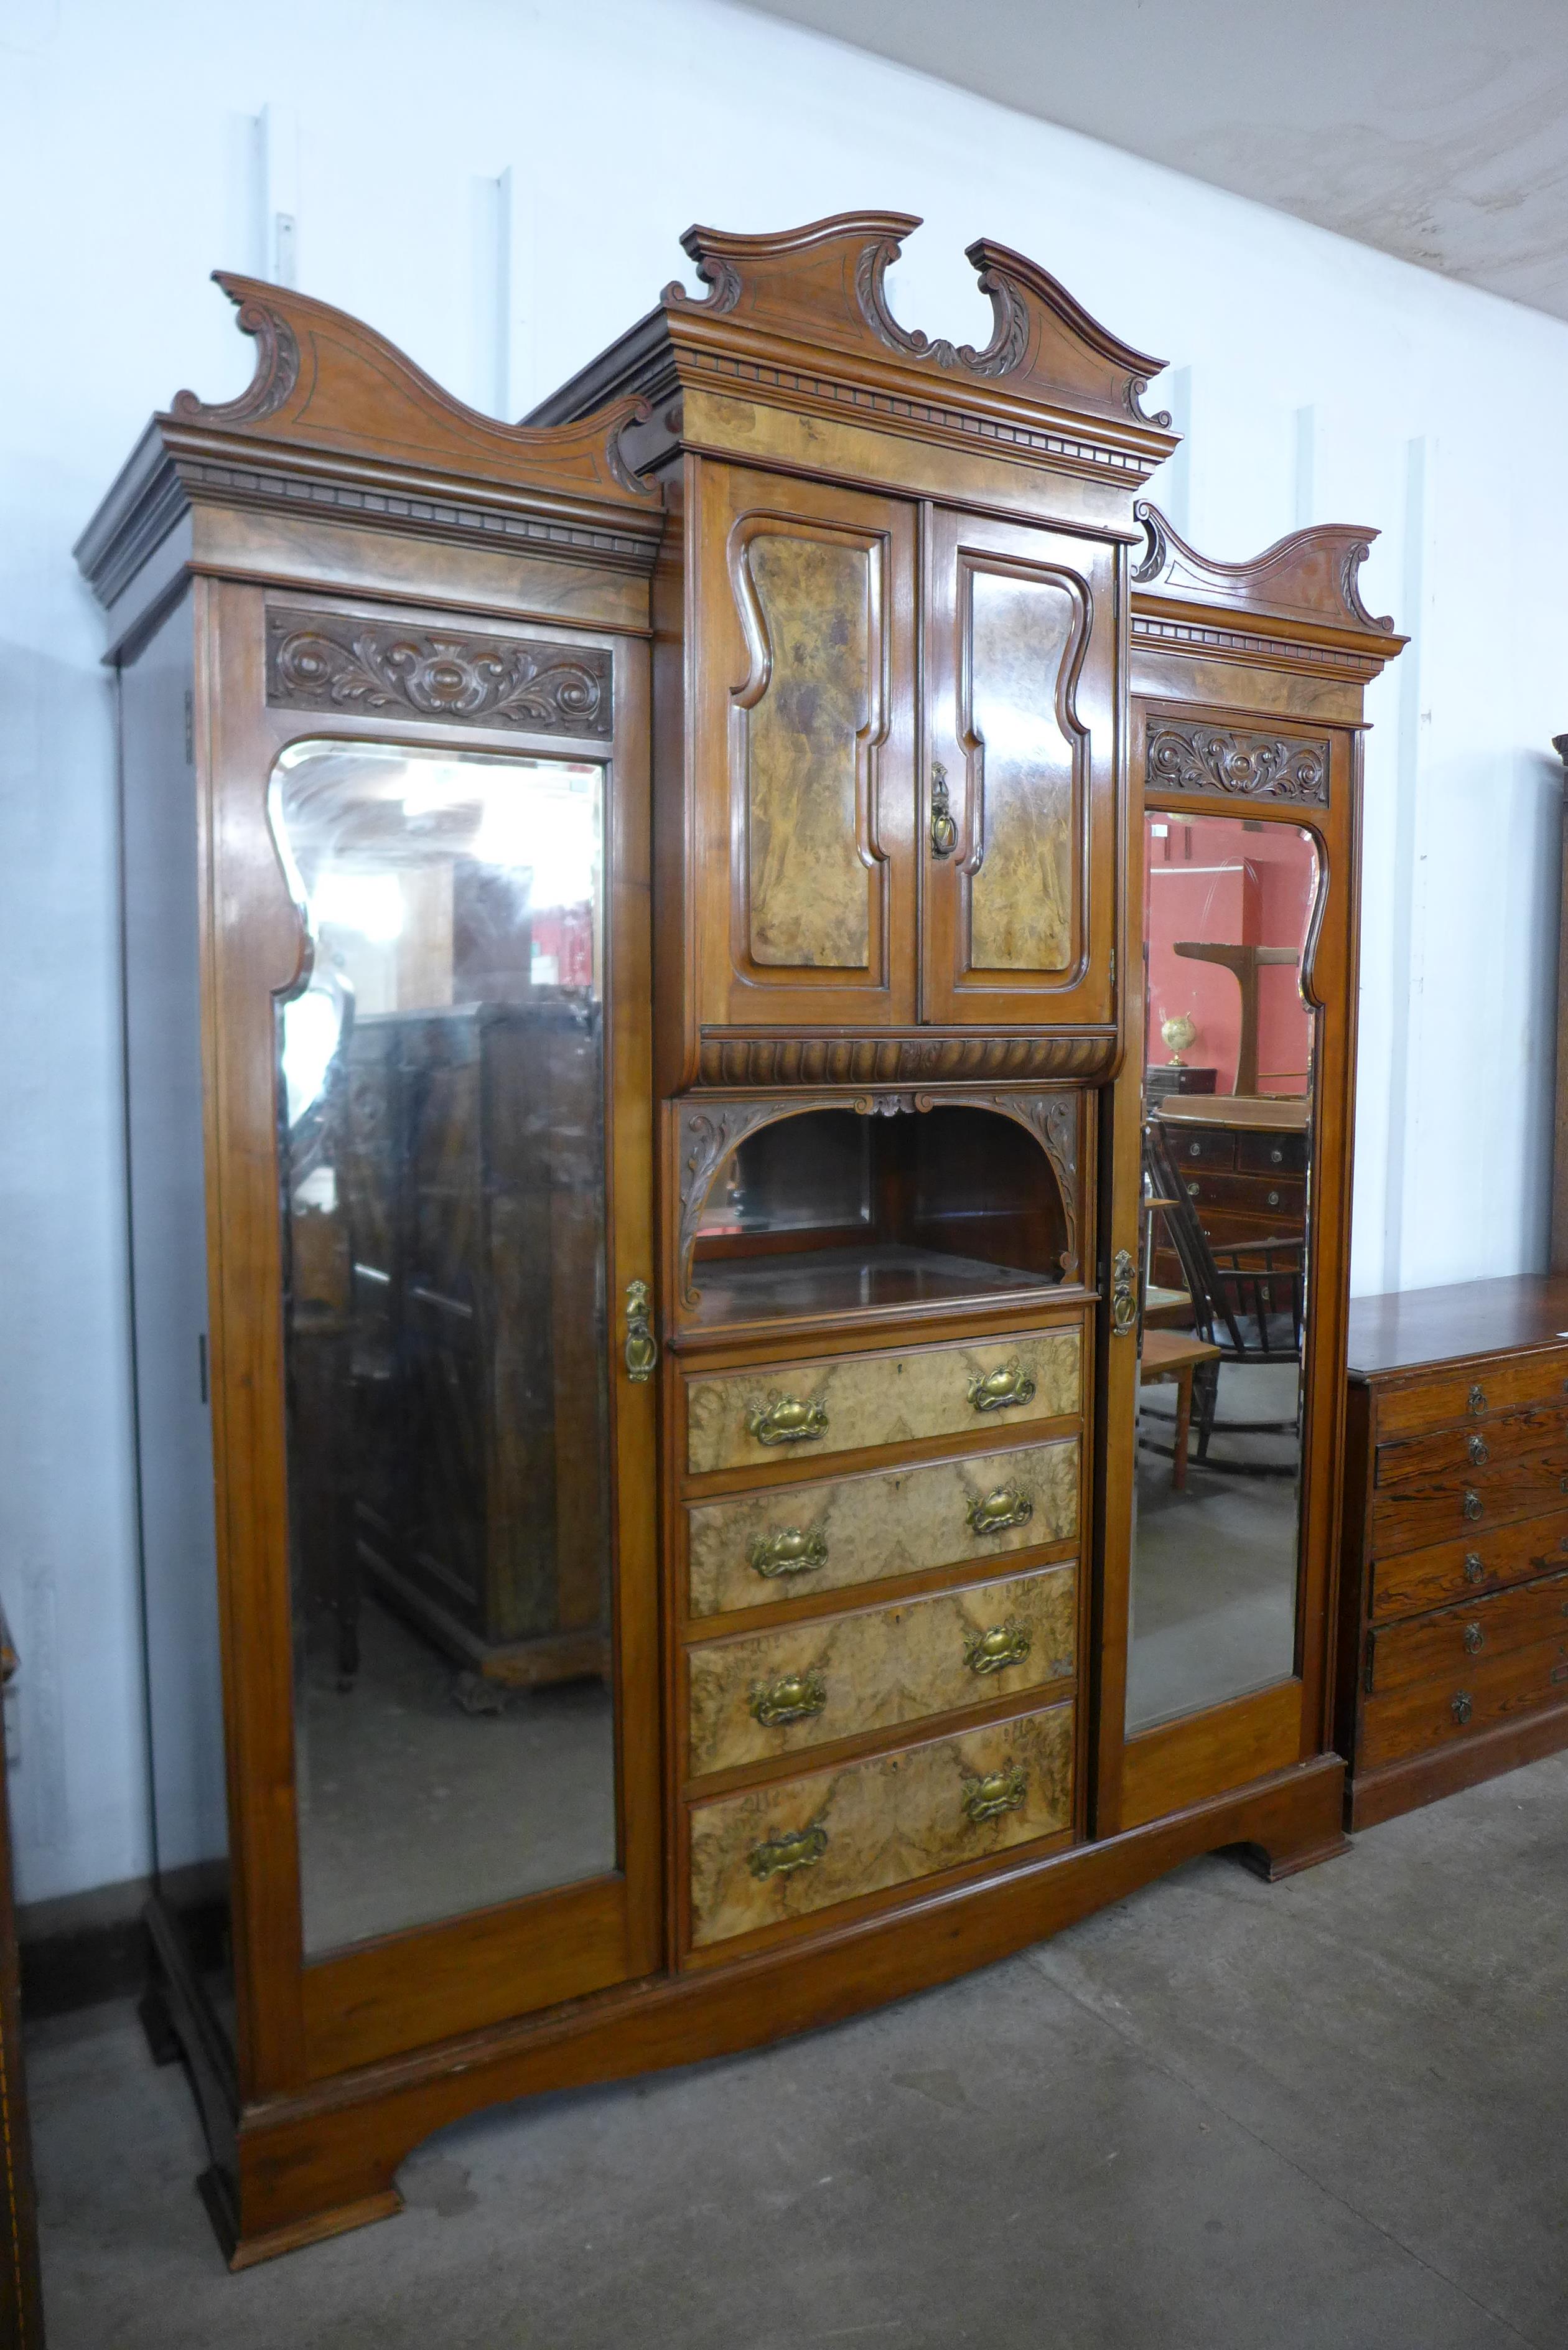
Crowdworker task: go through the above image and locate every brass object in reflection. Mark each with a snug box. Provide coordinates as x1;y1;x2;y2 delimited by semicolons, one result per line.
1451;1691;1473;1726
967;1486;1034;1538
747;1393;829;1446
1462;1623;1485;1656
1111;1248;1137;1337
930;761;957;858
624;1278;657;1382
966;1358;1037;1414
1463;1552;1485;1585
1462;1489;1483;1522
1468;1385;1487;1415
747;1823;829;1881
1467;1433;1489;1466
748;1525;829;1579
963;1620;1033;1675
750;1667;828;1728
961;1762;1028;1824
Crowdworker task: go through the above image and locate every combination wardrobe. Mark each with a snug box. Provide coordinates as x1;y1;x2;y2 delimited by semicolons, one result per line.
77;213;1403;2263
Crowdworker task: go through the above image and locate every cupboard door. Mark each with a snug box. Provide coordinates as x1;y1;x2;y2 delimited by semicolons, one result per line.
694;465;918;1032
922;510;1118;1028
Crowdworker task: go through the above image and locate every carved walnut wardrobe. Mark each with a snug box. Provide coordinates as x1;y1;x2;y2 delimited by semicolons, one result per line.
77;212;1403;2262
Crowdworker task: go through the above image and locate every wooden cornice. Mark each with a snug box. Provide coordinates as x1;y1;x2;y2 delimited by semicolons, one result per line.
1131;502;1407;673
76;273;664;612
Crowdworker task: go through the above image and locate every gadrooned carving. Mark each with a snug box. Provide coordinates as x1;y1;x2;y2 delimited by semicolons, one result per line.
171;297;300;425
694;1033;1114;1087
1146;722;1329;806
266;613;612;736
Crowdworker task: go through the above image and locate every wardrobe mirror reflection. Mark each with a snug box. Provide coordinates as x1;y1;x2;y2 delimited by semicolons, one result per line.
272;740;617;1954
1127;810;1320;1733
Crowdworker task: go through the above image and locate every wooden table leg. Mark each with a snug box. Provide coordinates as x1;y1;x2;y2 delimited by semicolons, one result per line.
1173;1365;1193;1491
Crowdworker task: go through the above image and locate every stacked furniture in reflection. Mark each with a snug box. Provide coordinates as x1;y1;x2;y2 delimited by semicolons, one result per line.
333;995;610;1688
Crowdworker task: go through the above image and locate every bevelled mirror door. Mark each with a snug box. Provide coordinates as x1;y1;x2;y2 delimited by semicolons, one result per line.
1125;810;1321;1733
271;740;618;1956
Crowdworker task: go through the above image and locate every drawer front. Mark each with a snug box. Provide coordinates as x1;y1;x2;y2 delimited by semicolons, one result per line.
1236;1131;1307;1176
1165;1128;1236;1171
1373;1350;1568;1442
686;1438;1079;1618
685;1327;1080;1476
688;1701;1073;1949
1368;1443;1568;1560
1376;1402;1568;1489
1370;1510;1568;1621
1367;1568;1568;1695
687;1562;1076;1777
1359;1633;1568;1769
1178;1169;1304;1219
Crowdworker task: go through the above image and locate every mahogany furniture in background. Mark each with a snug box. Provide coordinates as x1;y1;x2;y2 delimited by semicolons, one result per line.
1337;1275;1568;1830
78;214;1401;2266
0;1608;45;2346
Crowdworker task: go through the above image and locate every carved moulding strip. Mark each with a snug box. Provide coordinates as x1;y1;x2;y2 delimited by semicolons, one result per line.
695;1032;1114;1087
266;612;612;736
1147;721;1329;806
675;1085;1085;1306
1131;612;1378;680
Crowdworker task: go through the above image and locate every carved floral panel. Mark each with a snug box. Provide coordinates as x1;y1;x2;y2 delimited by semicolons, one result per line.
1146;722;1329;805
266;612;612;737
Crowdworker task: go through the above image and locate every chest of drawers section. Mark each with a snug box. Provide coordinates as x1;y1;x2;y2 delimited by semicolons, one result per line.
1338;1325;1568;1829
672;1316;1088;1961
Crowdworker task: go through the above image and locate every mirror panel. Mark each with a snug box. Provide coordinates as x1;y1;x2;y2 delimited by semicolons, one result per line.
271;739;617;1955
1126;812;1320;1734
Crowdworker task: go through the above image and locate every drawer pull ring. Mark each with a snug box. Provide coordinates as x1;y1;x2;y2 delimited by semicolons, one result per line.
746;1393;828;1447
1188;1142;1201;1159
1111;1248;1138;1337
963;1620;1033;1675
1462;1489;1483;1522
1266;1190;1281;1208
749;1526;829;1579
1467;1433;1490;1465
1464;1552;1485;1585
967;1359;1037;1414
1468;1385;1486;1415
1451;1691;1473;1726
1269;1146;1284;1165
1186;1180;1200;1197
967;1486;1034;1538
750;1669;828;1728
623;1278;657;1383
962;1762;1029;1824
1462;1624;1485;1656
747;1824;828;1881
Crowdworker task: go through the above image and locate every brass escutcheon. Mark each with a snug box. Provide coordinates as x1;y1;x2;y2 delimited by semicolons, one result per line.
748;1525;829;1579
967;1358;1038;1415
623;1278;657;1383
961;1762;1029;1824
963;1621;1033;1676
929;761;957;859
747;1823;828;1882
1111;1247;1138;1337
750;1668;828;1728
967;1486;1034;1538
1451;1691;1473;1726
747;1393;828;1446
1467;1433;1489;1465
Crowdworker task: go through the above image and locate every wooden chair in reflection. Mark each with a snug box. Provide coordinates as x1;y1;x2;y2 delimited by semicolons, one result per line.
1142;1121;1305;1476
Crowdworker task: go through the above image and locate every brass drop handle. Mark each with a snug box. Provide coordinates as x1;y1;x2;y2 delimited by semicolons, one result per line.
930;761;957;858
1188;1142;1201;1159
1462;1489;1483;1522
961;1762;1028;1824
1462;1623;1485;1656
967;1486;1034;1537
1269;1146;1284;1165
1111;1247;1137;1337
1468;1385;1487;1415
749;1525;829;1579
624;1278;657;1382
967;1358;1037;1414
1467;1433;1489;1465
748;1824;828;1882
1186;1180;1201;1197
1463;1552;1485;1585
750;1668;828;1727
1451;1691;1473;1726
746;1393;828;1446
1266;1190;1281;1209
963;1620;1032;1675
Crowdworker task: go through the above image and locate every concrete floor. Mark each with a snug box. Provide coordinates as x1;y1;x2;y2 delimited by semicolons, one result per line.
31;1751;1568;2349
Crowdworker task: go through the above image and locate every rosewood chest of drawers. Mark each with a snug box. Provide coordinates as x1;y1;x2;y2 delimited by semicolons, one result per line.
1338;1275;1568;1828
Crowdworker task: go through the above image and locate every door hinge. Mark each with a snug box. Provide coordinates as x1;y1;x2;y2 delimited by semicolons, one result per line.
1109;947;1116;991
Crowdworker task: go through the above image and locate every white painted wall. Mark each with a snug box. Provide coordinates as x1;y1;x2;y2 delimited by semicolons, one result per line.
1;0;1563;1903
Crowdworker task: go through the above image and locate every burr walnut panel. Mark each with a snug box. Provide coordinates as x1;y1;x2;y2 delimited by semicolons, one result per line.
686;1560;1076;1776
684;1327;1080;1476
740;530;877;971
685;1438;1080;1618
966;564;1080;973
688;1701;1074;1948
